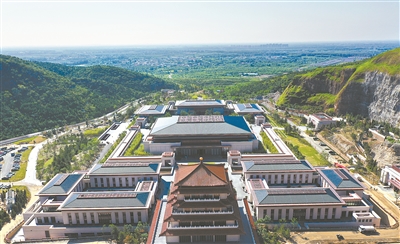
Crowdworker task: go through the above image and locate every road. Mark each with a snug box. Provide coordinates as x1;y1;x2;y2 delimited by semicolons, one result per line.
0;99;138;147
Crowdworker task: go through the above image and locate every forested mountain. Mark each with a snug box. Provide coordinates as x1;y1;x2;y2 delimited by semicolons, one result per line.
0;55;177;140
275;48;400;125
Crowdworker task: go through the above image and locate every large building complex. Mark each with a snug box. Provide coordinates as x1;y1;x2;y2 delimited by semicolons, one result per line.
21;99;383;242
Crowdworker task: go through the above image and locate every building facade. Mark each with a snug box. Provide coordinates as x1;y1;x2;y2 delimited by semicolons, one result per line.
160;161;245;243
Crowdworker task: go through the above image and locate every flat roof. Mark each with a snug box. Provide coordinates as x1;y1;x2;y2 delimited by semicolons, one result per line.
319;168;364;189
175;99;225;107
243;160;314;172
150;115;252;136
255;188;343;206
135;105;168;115
234;103;263;113
38;174;84;195
89;163;160;175
59;191;150;210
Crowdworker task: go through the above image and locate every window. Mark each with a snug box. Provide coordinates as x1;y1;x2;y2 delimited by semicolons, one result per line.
263;209;267;218
137;212;141;222
44;217;49;223
51;217;56;223
112;178;116;187
106;178;110;187
37;218;43;224
119;178;122;187
94;178;98;188
98;212;111;225
179;236;191;242
68;213;72;225
83;213;87;224
123;212;127;224
75;213;80;224
125;178;129;187
130;212;134;223
100;178;104;187
115;212;119;224
90;213;95;224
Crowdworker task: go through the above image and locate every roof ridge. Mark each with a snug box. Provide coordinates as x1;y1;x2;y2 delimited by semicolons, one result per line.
174;164;201;185
204;164;228;183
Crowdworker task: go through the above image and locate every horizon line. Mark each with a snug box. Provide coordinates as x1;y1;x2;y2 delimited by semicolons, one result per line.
2;40;400;50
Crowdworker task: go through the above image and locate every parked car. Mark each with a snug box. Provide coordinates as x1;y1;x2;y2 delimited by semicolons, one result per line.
0;156;3;161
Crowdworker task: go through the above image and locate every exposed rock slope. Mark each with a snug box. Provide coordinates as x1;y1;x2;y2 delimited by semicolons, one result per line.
277;48;400;126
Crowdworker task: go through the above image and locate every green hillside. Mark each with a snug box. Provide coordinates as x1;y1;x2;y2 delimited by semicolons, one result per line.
0;55;177;140
276;47;400;114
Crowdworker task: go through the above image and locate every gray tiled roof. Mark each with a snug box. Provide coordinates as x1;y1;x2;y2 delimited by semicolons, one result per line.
39;174;84;195
175;100;225;107
89;163;160;175
243;160;314;172
320;169;364;189
150;116;251;136
255;188;342;205
60;191;150;209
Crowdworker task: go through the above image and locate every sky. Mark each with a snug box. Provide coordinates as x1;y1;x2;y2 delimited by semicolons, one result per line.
1;0;399;48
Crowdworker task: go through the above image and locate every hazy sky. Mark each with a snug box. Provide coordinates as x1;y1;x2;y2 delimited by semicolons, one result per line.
1;0;399;48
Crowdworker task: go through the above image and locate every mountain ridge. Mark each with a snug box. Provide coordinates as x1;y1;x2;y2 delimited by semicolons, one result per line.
0;55;177;140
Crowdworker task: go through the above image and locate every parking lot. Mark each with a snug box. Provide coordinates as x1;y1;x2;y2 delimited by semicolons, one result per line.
0;146;28;180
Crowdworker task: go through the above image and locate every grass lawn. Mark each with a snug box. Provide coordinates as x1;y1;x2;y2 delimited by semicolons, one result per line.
284;136;330;166
15;135;46;145
83;127;106;137
43;157;54;168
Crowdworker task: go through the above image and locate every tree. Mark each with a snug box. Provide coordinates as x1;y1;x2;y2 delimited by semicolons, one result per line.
351;133;357;143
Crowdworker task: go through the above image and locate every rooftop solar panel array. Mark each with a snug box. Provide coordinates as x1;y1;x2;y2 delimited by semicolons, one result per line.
267;188;326;195
78;193;137;199
177;115;225;123
53;174;69;186
244;103;253;108
102;162;150;167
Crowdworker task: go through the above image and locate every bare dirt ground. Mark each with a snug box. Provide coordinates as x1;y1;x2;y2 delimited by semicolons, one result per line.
291;228;400;244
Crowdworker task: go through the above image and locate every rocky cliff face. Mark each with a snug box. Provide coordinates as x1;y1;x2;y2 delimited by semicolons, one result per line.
336;72;400;126
366;72;400;126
